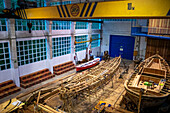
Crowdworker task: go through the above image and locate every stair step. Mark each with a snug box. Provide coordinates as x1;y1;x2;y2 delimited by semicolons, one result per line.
0;84;16;92
21;71;51;84
0;87;20;99
20;74;55;88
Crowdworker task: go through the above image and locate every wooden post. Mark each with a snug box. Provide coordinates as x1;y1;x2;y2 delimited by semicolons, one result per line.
138;88;144;113
37;91;41;104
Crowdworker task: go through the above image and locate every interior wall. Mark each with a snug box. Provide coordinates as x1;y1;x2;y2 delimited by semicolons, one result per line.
145;38;170;64
101;21;131;55
18;60;48;76
0;69;12;83
91;47;100;57
139;37;147;60
146;19;170;63
51;54;71;67
134;36;147;60
0;23;101;83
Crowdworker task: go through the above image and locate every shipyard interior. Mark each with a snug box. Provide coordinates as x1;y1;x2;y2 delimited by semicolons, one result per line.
0;0;170;113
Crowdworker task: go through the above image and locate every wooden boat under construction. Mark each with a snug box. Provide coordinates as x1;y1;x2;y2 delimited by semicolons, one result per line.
0;56;121;113
124;54;170;109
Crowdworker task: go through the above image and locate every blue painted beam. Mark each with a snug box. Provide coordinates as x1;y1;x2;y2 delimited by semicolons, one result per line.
132;33;170;40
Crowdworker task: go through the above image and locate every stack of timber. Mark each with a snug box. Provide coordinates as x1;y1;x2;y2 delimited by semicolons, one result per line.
124;54;170;108
0;80;20;99
20;68;55;88
148;19;170;35
53;61;75;75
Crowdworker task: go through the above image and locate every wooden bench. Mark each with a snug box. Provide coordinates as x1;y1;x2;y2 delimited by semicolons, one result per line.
53;61;75;75
0;80;21;99
20;68;55;88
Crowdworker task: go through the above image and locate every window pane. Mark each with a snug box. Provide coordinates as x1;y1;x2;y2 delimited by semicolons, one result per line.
0;42;11;70
75;35;88;52
91;34;100;48
52;37;71;57
16;39;47;66
52;21;71;30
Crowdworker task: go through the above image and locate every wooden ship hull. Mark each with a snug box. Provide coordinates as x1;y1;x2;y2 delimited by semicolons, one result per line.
59;56;121;102
125;81;169;108
124;54;170;108
0;56;121;113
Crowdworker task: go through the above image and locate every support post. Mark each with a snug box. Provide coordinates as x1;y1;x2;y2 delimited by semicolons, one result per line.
5;0;20;87
138;88;144;113
46;20;53;73
99;22;103;56
71;22;76;64
88;22;92;60
8;19;20;87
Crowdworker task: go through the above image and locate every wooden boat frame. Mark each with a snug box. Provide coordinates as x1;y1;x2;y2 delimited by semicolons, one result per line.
0;56;121;113
124;54;170;108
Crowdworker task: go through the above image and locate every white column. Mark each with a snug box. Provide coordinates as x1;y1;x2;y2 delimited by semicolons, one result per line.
5;0;20;86
71;22;76;64
8;19;20;87
46;20;53;73
87;22;92;60
99;22;103;56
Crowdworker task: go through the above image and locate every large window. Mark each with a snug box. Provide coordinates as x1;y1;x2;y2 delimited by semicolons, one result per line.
75;22;88;29
16;39;47;66
50;1;71;6
52;37;71;57
75;35;87;52
51;1;71;30
13;0;46;31
104;19;137;21
92;19;101;29
35;0;46;7
0;0;4;14
91;34;100;48
52;21;71;30
0;0;7;31
0;42;11;71
11;0;45;8
15;20;46;31
0;18;7;31
15;19;28;31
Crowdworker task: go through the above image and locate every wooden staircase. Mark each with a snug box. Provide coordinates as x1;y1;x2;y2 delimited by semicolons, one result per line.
53;61;75;75
0;80;21;99
20;69;55;88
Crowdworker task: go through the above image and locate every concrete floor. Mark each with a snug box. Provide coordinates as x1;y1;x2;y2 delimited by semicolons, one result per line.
70;59;134;113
